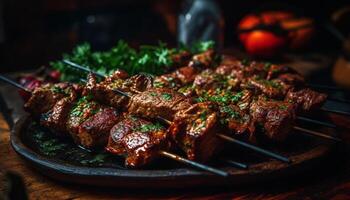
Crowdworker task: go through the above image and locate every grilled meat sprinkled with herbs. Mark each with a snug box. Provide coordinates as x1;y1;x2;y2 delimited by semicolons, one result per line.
106;116;171;167
169;102;223;162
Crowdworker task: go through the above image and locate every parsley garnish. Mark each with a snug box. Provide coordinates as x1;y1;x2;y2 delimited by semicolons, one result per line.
136;122;164;133
161;93;172;101
51;40;216;82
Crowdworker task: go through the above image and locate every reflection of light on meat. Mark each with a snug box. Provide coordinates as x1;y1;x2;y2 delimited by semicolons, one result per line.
125;133;150;149
112;129;126;142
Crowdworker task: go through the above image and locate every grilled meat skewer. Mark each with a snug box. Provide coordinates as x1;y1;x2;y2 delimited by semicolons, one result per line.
63;58;340;144
1;75;228;175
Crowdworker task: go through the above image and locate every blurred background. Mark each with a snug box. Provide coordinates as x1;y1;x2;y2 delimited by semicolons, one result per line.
0;0;349;76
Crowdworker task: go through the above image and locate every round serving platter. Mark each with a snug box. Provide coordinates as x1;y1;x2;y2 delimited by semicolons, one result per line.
11;116;335;188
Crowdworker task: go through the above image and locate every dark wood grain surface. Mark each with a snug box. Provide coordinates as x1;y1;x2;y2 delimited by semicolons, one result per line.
0;90;350;199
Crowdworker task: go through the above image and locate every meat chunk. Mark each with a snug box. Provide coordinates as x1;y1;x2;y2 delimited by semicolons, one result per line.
285;88;327;111
84;73;129;109
175;66;201;85
170;50;192;68
24;83;77;116
40;97;75;136
127;88;192;121
246;78;286;99
189;49;216;68
84;73;152;109
169;102;223;162
153;73;183;90
77;108;121;148
66;96;103;139
106;116;170;167
219;105;254;138
250;97;296;141
193;69;239;96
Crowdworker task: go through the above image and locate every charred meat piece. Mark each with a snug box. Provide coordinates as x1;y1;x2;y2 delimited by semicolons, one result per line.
193;69;240;96
237;90;254;111
219;105;254;138
175;66;201;85
250;97;296;141
177;85;196;97
77;108;122;148
121;74;153;94
40;97;75;136
84;73;152;109
170;50;192;68
189;49;216;68
153;73;183;90
24;83;77;117
66;96;103;140
266;64;298;80
285;88;327;111
216;60;268;83
246;78;286;99
169;102;223;162
276;73;305;86
106;116;170;167
84;73;129;109
128;88;192;121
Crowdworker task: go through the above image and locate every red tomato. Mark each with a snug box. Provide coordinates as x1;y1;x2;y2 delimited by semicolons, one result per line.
238;14;261;43
244;31;287;57
18;79;42;101
49;70;61;82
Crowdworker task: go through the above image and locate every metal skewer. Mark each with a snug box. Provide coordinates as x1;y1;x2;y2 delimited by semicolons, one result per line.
0;75;31;93
159;151;228;176
0;74;228;176
296;116;337;129
321;107;350;117
221;159;249;169
63;61;292;163
294;126;342;142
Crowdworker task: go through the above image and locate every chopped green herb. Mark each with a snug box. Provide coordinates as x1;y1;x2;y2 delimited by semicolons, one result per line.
149;92;157;97
136;123;164;133
279;104;288;110
51;40;216;82
161;93;172;101
264;62;272;70
241;59;251;66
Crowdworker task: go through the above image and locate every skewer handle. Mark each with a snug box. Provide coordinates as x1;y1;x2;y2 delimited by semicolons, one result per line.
159;150;229;177
217;134;291;163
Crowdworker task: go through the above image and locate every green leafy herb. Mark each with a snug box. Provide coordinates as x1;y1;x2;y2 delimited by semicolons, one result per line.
136;123;164;133
161;93;172;101
241;59;251;66
51;40;216;82
264;62;272;71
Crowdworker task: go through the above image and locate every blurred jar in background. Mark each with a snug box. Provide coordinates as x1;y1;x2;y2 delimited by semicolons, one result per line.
178;0;224;48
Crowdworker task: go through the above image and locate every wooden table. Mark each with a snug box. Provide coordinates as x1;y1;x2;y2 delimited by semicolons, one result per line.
0;110;350;199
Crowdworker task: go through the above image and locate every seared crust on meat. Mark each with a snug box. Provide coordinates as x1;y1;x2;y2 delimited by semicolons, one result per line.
106;116;170;167
285;88;327;111
40;97;75;136
77;108;122;148
24;83;77;116
250;97;296;141
169;102;223;162
127;88;192;121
